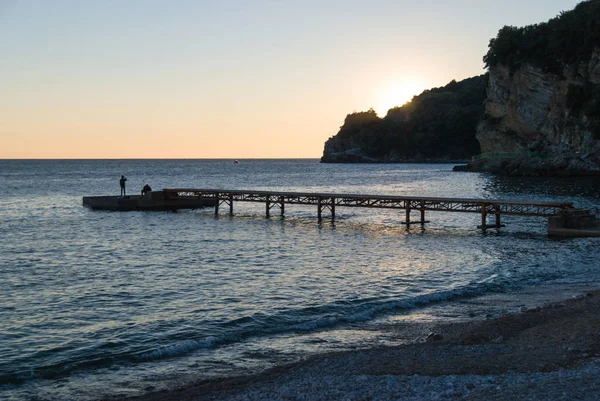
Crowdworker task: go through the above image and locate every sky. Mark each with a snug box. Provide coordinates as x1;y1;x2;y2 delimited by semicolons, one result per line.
0;0;583;159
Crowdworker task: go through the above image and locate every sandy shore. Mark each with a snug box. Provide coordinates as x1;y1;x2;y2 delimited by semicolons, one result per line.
117;288;600;401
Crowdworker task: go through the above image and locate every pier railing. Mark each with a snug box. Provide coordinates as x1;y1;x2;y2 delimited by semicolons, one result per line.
163;188;574;230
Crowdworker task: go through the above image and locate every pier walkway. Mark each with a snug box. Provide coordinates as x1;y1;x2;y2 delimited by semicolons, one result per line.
163;188;575;230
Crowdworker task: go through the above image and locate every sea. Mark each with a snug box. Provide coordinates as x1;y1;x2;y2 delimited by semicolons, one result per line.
1;159;599;401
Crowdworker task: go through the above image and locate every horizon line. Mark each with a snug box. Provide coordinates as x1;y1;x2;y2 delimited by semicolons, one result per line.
0;157;323;161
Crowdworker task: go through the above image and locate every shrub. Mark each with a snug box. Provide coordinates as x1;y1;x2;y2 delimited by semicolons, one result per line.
484;0;600;75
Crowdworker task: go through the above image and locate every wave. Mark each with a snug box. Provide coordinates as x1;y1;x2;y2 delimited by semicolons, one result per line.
0;279;516;386
136;336;219;361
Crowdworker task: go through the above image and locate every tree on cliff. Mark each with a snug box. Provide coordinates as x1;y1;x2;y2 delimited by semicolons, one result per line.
321;76;486;163
483;0;600;75
482;0;600;140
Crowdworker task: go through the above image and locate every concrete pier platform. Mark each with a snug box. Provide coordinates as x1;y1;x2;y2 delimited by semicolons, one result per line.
548;209;600;237
83;191;217;211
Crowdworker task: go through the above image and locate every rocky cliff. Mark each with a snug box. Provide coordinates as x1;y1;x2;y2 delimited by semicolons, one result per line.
323;0;600;174
466;0;600;175
470;52;600;175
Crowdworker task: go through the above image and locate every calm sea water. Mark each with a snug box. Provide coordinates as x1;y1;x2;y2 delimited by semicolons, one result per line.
1;159;599;400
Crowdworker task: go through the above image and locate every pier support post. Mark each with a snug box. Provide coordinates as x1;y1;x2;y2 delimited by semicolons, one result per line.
406;207;411;225
481;203;487;231
229;194;233;215
266;196;270;218
215;193;219;215
280;196;285;216
331;197;336;221
495;205;501;228
420;200;425;225
317;197;322;221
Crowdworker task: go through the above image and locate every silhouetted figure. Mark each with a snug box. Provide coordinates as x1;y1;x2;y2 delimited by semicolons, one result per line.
141;184;152;195
120;175;127;196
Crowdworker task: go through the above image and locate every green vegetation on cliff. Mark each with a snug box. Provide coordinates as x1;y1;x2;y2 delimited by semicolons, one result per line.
483;0;600;75
483;0;600;140
321;75;486;162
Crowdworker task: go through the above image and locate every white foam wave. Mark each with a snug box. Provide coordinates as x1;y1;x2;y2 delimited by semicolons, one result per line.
286;285;491;333
137;336;219;361
138;285;497;362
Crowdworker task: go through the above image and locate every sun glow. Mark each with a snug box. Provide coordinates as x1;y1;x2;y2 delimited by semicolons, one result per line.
375;81;428;117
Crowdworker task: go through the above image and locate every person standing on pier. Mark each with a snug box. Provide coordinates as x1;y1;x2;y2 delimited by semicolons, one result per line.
120;175;127;196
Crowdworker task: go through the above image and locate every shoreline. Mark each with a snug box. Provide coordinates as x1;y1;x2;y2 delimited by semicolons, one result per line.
113;285;600;401
320;160;470;164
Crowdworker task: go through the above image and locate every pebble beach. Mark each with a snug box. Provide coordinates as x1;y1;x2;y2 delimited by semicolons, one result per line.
119;287;600;401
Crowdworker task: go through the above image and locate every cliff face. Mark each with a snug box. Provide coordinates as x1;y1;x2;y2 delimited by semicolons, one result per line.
473;51;600;174
469;0;600;175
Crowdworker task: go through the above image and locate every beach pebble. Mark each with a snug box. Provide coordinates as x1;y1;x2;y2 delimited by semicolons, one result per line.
491;335;504;344
426;333;444;342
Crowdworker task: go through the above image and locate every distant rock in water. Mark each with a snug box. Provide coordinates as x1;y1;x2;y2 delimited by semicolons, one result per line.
461;0;600;175
321;75;486;163
454;156;600;176
322;148;379;163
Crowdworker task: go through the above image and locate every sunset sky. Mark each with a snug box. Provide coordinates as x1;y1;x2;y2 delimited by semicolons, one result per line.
0;0;582;159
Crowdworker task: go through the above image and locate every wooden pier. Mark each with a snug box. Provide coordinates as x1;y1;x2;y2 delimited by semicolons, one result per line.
163;188;576;231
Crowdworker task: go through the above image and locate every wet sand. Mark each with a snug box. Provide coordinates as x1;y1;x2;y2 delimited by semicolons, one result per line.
116;288;600;401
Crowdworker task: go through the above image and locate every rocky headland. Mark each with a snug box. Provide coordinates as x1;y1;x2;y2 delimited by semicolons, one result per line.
464;0;600;175
325;0;600;175
321;76;486;163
